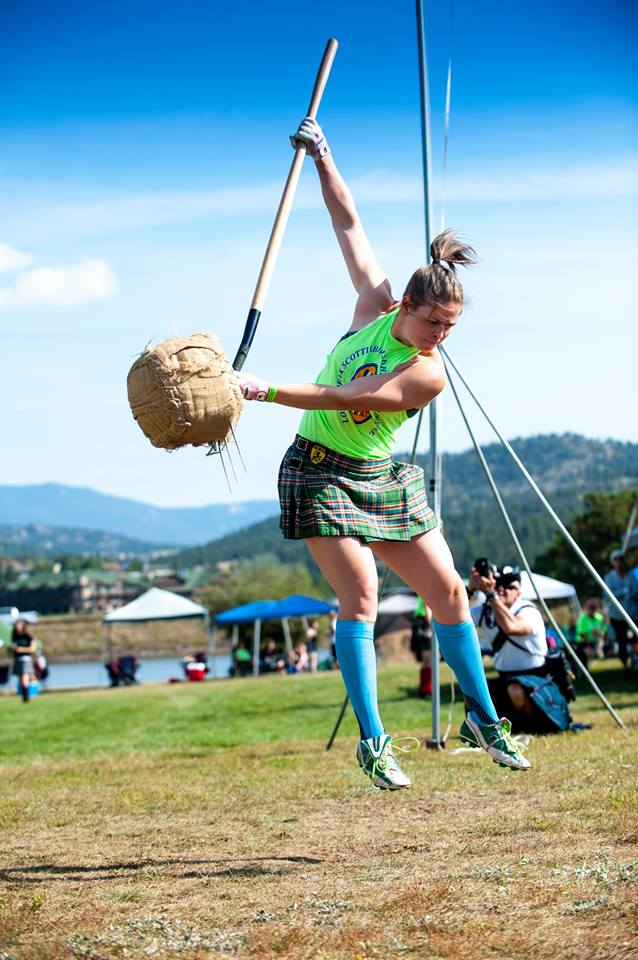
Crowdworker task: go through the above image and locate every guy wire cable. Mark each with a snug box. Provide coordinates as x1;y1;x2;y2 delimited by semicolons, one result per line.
441;347;638;643
441;352;626;730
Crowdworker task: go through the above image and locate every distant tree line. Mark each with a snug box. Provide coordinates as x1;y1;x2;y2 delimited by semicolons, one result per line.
176;434;638;579
535;489;638;597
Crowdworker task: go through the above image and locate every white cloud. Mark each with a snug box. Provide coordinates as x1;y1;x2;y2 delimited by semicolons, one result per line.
445;158;638;202
0;242;33;272
353;156;638;204
7;154;638;241
0;258;117;309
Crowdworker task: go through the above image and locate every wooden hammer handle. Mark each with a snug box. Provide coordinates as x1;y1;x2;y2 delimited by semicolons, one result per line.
250;38;338;313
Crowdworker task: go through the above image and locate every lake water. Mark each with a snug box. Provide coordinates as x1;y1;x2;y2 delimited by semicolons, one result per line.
19;653;234;690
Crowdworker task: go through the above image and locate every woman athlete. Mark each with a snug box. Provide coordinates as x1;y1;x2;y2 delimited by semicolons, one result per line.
238;118;530;787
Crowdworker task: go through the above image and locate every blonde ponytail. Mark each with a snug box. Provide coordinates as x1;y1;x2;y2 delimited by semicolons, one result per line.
403;228;477;307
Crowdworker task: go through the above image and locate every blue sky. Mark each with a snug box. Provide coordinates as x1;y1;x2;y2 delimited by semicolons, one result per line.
0;0;636;507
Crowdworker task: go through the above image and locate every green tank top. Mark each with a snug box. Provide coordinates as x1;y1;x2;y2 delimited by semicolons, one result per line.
298;308;420;460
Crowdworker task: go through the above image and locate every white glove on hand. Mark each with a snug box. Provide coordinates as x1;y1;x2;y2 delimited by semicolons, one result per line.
289;117;330;160
237;372;270;402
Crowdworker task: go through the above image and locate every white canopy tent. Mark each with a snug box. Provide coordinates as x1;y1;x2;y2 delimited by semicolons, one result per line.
519;571;578;606
377;593;420;616
377;572;579;618
103;587;208;624
101;587;211;671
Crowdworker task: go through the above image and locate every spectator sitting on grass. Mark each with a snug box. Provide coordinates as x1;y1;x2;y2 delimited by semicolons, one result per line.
305;621;319;673
287;640;309;674
233;640;253;678
468;565;572;734
260;639;286;674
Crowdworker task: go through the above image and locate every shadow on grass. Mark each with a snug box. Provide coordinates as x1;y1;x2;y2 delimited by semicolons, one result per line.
574;664;638;696
0;855;324;884
396;664;638;706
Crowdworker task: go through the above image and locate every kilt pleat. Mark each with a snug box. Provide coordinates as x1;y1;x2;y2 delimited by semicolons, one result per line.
278;436;438;542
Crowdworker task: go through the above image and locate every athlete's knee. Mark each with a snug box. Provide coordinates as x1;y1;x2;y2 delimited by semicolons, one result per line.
507;682;532;714
337;580;378;621
430;573;470;622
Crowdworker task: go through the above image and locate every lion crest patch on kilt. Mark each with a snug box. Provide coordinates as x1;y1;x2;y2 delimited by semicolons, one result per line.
310;445;327;464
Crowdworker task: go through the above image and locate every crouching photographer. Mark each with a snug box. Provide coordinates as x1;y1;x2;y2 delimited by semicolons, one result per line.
468;561;574;734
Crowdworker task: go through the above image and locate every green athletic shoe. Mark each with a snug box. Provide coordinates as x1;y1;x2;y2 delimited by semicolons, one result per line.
459;715;531;770
356;734;419;790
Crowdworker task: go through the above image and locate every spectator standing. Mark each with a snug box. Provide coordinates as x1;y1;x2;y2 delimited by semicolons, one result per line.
305;621;319;672
327;611;338;668
11;619;36;703
604;550;638;671
411;596;433;697
574;599;605;668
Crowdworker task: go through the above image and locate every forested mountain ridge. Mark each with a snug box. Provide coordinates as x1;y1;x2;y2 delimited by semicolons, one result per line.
0;483;278;547
410;433;638;514
0;524;173;559
176;434;638;574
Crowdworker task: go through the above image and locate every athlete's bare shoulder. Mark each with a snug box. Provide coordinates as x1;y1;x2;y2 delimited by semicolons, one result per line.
347;280;395;332
392;350;446;402
395;348;444;372
419;345;445;369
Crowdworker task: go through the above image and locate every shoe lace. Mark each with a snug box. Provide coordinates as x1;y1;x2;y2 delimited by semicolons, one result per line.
499;724;528;757
373;736;420;777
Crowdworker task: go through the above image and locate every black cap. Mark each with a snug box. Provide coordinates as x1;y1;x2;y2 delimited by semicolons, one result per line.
496;565;522;589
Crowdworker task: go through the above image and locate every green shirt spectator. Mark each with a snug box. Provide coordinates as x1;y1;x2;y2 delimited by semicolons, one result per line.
575;599;605;648
575;611;604;643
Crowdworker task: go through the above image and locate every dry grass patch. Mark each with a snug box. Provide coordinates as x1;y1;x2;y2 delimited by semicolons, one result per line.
1;664;637;959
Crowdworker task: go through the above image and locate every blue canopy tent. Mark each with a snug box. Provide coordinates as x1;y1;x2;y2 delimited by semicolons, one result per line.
215;594;337;676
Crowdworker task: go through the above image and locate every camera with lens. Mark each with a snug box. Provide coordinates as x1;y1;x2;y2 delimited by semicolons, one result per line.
473;557;498;578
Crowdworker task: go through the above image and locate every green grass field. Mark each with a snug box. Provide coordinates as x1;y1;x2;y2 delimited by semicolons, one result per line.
1;662;637;959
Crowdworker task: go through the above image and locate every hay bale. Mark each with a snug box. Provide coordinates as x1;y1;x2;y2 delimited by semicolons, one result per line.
127;333;243;450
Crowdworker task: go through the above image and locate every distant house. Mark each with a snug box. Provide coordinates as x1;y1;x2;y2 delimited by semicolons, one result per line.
0;569;150;615
0;571;79;615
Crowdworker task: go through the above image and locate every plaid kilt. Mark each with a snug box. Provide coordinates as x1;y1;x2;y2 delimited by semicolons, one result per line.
278;435;438;542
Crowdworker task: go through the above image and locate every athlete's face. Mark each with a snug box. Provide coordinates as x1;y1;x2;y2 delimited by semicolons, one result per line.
399;299;462;353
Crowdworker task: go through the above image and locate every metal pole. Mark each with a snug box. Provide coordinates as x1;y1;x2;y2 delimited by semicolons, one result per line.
98;621;105;686
282;618;293;655
326;694;350;751
416;0;442;748
206;613;215;678
252;619;261;677
443;356;626;730
622;494;638;554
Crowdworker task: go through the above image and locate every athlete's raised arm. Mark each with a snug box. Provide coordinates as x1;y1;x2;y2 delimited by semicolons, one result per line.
291;118;393;327
237;353;446;413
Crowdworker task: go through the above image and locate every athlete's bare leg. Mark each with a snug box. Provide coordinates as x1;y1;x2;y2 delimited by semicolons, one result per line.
304;536;378;621
371;527;469;623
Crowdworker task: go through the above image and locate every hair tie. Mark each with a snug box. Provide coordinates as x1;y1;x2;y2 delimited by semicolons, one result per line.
432;257;451;272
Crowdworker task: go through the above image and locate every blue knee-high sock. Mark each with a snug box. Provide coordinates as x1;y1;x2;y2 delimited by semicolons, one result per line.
335;620;384;740
432;619;499;725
